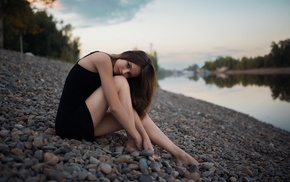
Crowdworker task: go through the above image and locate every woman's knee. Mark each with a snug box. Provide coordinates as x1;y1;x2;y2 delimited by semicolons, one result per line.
114;76;130;91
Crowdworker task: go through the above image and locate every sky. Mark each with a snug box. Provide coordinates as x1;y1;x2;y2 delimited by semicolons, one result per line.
46;0;290;70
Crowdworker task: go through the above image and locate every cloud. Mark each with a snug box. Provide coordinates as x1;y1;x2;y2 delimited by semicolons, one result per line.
52;0;153;27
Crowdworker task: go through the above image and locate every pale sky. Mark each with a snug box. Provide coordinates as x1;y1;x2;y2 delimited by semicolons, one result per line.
47;0;290;70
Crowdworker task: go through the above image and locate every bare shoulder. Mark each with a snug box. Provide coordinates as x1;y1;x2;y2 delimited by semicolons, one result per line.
78;51;111;73
90;51;110;61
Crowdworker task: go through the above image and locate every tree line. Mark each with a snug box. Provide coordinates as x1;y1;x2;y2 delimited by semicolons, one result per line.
191;38;290;71
0;0;80;63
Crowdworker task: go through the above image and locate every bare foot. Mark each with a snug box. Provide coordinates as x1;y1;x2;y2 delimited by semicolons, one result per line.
176;152;199;166
125;141;139;153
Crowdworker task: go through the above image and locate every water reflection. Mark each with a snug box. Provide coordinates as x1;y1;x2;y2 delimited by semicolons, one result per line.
201;74;290;102
158;72;290;132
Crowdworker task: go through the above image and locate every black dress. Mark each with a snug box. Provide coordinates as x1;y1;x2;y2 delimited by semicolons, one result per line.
55;52;101;141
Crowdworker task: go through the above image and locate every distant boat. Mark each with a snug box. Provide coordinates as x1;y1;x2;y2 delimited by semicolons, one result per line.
199;69;211;77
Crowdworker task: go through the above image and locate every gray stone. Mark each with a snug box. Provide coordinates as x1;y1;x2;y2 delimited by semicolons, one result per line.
203;162;214;169
201;170;212;177
139;174;152;182
188;165;199;172
89;156;100;165
48;170;65;181
139;158;148;174
115;155;132;163
99;163;112;174
2;157;14;162
78;171;89;181
32;137;44;148
23;158;38;167
140;149;153;157
121;167;131;174
115;146;124;153
0;129;10;137
0;143;9;153
34;150;43;161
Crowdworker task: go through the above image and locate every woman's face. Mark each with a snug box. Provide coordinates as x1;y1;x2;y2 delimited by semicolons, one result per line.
114;59;141;78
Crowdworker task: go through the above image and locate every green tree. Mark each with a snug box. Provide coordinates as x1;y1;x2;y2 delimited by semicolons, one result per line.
269;39;290;67
0;0;54;49
148;50;158;72
201;38;290;70
2;0;40;51
146;44;159;72
23;11;80;62
1;0;80;63
59;24;81;62
23;11;59;57
185;64;199;71
202;56;239;71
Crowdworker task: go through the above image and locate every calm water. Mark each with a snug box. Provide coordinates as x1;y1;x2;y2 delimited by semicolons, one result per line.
158;73;290;132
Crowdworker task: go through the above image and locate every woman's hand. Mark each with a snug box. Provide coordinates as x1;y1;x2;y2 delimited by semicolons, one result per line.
126;132;143;152
143;137;154;152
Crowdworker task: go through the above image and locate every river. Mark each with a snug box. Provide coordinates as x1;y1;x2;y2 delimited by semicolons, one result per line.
158;72;290;132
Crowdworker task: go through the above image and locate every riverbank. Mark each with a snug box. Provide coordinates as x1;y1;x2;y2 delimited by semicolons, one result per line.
225;67;290;75
1;49;290;181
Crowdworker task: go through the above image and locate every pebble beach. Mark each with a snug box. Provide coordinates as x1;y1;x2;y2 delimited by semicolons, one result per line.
1;49;290;181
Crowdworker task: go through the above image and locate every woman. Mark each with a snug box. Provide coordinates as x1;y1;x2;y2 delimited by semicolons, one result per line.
55;50;199;166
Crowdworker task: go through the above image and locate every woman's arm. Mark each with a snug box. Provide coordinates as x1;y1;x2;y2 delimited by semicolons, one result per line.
133;111;154;151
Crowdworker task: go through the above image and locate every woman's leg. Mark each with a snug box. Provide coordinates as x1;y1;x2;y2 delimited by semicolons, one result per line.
141;113;199;166
85;76;140;149
86;76;133;133
92;112;139;152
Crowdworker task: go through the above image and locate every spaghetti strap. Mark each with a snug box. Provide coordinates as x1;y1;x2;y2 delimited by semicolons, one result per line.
78;51;99;61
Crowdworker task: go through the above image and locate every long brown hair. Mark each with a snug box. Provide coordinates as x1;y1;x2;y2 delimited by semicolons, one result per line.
109;50;157;118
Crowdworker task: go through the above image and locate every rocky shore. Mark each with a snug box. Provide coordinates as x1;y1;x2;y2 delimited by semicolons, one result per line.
1;49;290;181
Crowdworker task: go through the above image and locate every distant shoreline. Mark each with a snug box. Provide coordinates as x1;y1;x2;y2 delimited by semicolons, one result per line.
224;67;290;75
